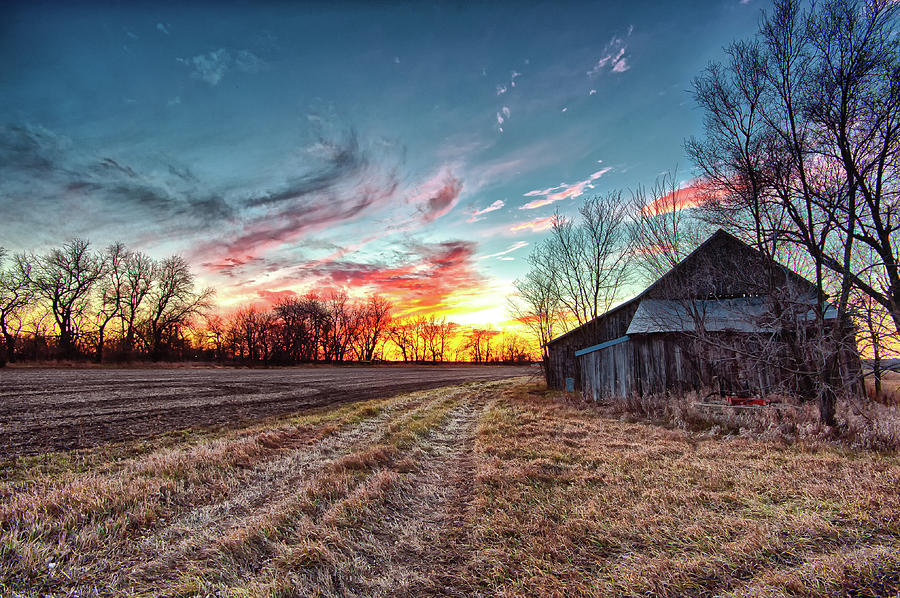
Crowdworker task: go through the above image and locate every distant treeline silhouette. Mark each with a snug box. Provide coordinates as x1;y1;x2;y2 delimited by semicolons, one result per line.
0;240;532;365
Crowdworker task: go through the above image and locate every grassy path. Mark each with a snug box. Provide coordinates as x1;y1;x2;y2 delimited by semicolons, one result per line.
3;379;900;597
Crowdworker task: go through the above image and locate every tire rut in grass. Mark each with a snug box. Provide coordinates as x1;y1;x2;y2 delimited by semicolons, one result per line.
318;388;494;598
174;380;510;598
116;386;464;591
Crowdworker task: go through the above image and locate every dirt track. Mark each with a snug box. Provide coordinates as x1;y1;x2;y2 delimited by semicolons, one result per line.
0;365;532;456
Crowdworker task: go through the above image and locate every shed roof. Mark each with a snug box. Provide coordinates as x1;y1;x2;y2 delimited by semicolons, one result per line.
625;297;838;335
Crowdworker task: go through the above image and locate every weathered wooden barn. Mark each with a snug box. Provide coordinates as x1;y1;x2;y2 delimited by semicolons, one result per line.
545;229;860;400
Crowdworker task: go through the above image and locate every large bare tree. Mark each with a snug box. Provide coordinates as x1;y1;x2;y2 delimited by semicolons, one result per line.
27;239;104;358
521;194;631;331
146;255;213;361
689;0;900;330
509;264;563;364
352;295;392;361
685;0;899;423
91;242;129;363
0;249;34;364
121;250;154;356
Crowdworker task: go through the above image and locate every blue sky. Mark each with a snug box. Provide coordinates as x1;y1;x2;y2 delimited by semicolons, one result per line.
0;0;761;324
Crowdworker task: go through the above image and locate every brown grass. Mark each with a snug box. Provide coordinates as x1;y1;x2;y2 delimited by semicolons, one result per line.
2;379;899;597
463;384;900;597
603;388;900;452
866;370;900;406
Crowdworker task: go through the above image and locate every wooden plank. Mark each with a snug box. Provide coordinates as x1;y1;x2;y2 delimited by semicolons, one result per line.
575;335;630;357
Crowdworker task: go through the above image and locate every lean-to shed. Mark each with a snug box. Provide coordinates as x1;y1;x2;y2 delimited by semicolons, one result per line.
545;229;860;400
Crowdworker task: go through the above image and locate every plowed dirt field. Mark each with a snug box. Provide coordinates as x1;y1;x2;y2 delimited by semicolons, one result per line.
0;366;532;456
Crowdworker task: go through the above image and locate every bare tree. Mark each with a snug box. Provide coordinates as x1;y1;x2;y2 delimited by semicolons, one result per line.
419;315;455;362
433;317;457;362
685;0;899;424
91;242;129;363
121;250;154;356
389;317;424;362
27;239;104;358
499;332;530;363
0;249;34;364
204;312;227;362
850;245;900;396
529;195;632;327
323;290;357;362
464;328;497;363
352;295;392;361
509;263;563;362
146;255;213;361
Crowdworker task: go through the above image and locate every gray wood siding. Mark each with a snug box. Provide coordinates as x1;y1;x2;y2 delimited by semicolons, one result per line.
579;339;634;399
546;300;639;391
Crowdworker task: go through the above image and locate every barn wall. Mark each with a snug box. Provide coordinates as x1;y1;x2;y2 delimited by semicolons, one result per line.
578;333;782;401
578;339;635;399
546;300;639;390
564;328;863;401
627;335;701;397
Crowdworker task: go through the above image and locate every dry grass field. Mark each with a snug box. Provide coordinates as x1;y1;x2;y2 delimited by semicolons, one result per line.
2;378;899;597
867;370;900;405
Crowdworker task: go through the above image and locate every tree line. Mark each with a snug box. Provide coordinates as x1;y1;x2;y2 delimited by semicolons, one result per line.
510;0;899;423
0;240;532;365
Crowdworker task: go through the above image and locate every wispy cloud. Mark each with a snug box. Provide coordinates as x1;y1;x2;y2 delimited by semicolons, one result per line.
520;167;611;209
408;168;464;223
588;28;633;76
192;130;399;266
480;240;528;259
0;123;232;245
510;216;555;233
178;48;267;86
156;23;170;35
467;199;504;223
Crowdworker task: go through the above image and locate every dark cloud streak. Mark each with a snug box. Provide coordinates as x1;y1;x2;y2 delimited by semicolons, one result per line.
0;122;234;237
245;131;368;207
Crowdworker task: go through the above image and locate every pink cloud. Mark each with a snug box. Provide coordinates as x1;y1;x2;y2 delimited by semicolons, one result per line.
521;167;611;209
310;240;482;316
588;29;633;76
641;179;722;216
467;199;505;222
257;289;299;304
408;169;464;223
510;216;555;233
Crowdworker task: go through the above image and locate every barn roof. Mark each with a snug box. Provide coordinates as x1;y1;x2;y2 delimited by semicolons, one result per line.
546;229;831;346
625;297;838;335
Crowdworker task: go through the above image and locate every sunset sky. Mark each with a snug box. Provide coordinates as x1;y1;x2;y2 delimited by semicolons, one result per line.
0;1;760;326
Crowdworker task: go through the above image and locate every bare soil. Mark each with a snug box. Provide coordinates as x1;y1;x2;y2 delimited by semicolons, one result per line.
0;365;532;456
